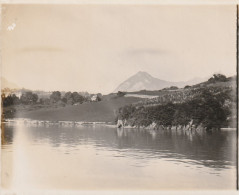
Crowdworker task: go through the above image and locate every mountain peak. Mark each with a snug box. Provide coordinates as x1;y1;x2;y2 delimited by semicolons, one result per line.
113;71;207;93
113;71;161;92
137;71;147;74
134;71;153;79
136;71;151;76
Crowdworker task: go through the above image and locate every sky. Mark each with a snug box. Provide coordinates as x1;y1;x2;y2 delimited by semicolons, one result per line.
1;4;237;94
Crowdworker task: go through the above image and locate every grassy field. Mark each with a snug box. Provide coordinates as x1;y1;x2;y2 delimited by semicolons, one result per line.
15;97;142;122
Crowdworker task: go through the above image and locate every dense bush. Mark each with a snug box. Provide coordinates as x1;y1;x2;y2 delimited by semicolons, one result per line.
162;86;179;90
208;74;228;83
20;92;38;104
50;91;61;103
117;91;126;97
117;88;233;130
2;94;20;107
62;91;85;105
2;92;38;106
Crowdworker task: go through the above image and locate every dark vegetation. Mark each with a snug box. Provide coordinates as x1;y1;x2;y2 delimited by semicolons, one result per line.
116;74;236;130
162;86;179;90
117;91;126;97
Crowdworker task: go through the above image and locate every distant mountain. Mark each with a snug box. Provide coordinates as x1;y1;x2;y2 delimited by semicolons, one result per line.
113;71;207;92
1;77;19;89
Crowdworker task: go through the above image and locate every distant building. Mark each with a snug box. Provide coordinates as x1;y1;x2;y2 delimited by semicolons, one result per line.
91;94;98;101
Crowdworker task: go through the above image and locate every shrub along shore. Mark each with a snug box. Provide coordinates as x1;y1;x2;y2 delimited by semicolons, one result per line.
116;88;236;131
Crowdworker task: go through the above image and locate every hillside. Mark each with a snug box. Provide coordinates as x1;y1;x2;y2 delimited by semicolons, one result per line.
14;96;144;122
114;71;206;92
116;75;237;130
131;78;236;107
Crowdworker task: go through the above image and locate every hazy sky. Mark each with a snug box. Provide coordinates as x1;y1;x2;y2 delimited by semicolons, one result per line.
1;4;237;94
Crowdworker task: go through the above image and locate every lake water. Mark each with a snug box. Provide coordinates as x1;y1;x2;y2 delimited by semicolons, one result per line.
1;122;237;190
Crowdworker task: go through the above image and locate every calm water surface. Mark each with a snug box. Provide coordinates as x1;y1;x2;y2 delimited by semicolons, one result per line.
1;122;237;190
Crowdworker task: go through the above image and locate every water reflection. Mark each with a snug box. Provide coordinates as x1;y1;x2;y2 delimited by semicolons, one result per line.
3;124;236;169
1;123;237;190
1;124;14;145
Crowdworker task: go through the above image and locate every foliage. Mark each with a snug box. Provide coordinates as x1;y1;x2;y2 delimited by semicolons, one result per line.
184;85;191;89
208;74;227;83
2;94;20;107
50;91;61;103
2;92;38;106
162;86;179;90
117;91;126;97
62;91;86;105
20;92;38;105
117;88;233;130
2;90;91;108
96;95;102;101
39;98;51;105
72;92;84;103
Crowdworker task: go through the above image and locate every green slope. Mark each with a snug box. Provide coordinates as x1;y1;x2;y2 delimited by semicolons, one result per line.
16;97;142;122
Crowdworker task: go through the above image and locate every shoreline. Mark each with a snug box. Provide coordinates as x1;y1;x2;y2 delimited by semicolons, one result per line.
2;118;116;127
2;118;236;131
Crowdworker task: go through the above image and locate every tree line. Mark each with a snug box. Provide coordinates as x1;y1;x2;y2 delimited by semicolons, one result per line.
2;91;102;107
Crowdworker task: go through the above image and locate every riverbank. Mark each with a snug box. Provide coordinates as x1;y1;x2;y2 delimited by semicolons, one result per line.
2;118;115;127
3;118;236;132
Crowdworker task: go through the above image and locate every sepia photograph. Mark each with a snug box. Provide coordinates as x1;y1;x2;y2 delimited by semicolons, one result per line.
0;1;238;193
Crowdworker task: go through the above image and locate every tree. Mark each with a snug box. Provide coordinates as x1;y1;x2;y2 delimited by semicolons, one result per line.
50;91;61;103
62;92;73;104
118;104;136;121
157;103;176;127
172;104;191;127
20;92;38;104
39;98;50;105
11;94;20;105
64;92;72;100
208;74;227;83
169;86;178;90
189;89;227;130
72;92;85;104
117;91;126;97
96;93;102;101
2;94;13;107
